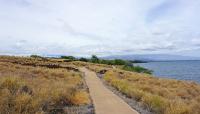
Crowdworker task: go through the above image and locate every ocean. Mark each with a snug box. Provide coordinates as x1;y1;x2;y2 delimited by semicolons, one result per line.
137;60;200;83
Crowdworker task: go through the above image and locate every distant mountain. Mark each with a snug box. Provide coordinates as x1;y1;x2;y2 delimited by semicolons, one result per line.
103;54;200;61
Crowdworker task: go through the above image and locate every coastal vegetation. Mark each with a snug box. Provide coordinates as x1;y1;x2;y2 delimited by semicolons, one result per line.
70;59;200;114
122;65;153;74
61;56;77;61
0;56;91;114
60;55;152;74
1;55;200;114
103;69;200;114
88;55;152;74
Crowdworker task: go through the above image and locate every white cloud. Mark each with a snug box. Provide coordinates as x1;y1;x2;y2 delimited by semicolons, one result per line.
0;0;200;56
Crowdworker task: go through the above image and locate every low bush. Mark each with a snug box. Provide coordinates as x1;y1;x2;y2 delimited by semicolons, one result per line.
61;56;77;61
122;65;153;74
79;57;89;62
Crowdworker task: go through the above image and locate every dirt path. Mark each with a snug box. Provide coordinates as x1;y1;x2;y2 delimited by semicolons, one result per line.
80;68;139;114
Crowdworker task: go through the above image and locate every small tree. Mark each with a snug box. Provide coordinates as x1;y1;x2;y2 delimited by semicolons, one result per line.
91;55;99;63
79;57;88;62
30;55;42;58
30;55;47;61
61;56;76;61
114;59;127;65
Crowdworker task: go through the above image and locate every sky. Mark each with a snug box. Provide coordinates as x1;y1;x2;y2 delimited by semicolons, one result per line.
0;0;200;57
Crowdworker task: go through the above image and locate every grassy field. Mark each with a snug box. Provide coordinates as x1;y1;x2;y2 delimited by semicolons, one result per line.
69;59;200;114
0;56;91;114
1;56;200;114
103;69;200;114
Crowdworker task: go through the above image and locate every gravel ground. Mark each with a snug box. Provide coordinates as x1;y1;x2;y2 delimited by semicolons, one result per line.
46;104;94;114
63;105;94;114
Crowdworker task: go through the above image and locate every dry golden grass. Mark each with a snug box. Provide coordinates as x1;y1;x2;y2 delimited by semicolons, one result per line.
0;58;90;114
103;69;200;114
2;56;200;114
0;56;79;71
69;61;112;69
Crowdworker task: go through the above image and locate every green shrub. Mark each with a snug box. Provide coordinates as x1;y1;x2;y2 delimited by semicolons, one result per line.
30;55;46;60
122;65;152;74
30;55;42;58
79;57;89;62
61;56;76;61
113;59;127;65
90;55;100;63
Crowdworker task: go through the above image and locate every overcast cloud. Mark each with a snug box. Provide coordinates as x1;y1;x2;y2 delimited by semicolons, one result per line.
0;0;200;56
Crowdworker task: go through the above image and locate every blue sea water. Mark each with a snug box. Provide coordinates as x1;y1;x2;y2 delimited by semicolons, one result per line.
137;61;200;83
